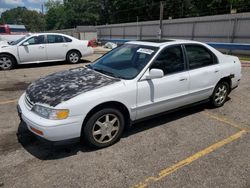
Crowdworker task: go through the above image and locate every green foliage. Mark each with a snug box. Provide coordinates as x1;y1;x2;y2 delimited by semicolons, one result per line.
45;0;66;30
64;0;101;27
0;7;45;32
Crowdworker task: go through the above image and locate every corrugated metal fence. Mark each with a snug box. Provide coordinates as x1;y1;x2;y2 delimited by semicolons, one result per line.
44;26;97;41
96;12;250;54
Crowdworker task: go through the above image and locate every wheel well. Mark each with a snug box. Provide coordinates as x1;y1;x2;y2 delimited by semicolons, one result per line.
218;76;232;91
81;101;131;135
0;52;17;64
66;49;82;58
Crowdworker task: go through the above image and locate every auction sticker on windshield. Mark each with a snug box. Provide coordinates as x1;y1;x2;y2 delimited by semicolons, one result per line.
137;48;154;55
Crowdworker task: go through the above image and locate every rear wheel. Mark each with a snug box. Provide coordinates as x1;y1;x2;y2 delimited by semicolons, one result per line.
211;81;229;107
82;108;125;148
67;51;81;64
0;54;15;70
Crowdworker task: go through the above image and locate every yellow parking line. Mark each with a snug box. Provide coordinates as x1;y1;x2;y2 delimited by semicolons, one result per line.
133;130;246;188
0;99;18;105
202;111;249;132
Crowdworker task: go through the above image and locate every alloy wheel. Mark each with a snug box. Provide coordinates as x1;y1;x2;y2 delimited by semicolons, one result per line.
69;52;79;63
214;84;228;106
92;114;120;144
0;56;12;70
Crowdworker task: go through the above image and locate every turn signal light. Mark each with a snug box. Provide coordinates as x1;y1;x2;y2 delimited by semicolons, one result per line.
30;126;44;135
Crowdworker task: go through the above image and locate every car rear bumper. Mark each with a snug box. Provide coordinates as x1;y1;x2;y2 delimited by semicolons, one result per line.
18;93;84;141
81;47;94;57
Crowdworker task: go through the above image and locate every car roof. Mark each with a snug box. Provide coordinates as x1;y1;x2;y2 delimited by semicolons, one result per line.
30;33;75;39
126;39;203;47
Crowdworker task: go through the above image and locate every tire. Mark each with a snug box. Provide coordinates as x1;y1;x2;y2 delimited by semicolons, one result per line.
82;108;125;148
66;51;81;64
0;54;15;70
210;81;230;107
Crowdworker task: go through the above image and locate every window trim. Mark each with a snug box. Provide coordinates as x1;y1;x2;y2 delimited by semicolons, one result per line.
183;43;219;70
149;44;188;77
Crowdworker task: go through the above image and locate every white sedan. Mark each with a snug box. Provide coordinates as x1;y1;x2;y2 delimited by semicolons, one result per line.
17;39;241;148
0;33;93;70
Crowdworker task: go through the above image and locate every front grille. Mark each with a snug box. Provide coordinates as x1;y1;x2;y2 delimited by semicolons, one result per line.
25;95;34;110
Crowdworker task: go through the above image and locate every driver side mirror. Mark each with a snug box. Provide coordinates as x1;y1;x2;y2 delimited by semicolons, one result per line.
146;69;164;80
22;42;29;46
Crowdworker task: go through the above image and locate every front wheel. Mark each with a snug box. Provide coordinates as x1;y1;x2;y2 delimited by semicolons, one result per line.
82;108;125;148
0;54;15;70
66;51;81;64
211;82;230;107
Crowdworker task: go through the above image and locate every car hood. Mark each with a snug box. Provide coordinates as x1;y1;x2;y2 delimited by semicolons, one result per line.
0;41;10;48
26;67;120;107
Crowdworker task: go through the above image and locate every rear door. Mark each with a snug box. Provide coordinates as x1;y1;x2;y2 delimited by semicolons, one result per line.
45;34;69;61
184;44;221;102
18;35;47;63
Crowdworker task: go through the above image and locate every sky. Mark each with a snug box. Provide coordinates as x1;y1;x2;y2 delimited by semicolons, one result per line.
0;0;47;15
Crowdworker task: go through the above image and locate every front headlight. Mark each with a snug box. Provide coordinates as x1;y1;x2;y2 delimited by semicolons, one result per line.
32;105;69;120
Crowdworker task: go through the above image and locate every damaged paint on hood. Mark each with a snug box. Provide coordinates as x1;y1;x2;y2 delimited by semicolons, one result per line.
26;67;120;107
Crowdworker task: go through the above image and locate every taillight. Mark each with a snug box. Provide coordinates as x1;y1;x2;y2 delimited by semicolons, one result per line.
5;25;11;34
87;41;91;47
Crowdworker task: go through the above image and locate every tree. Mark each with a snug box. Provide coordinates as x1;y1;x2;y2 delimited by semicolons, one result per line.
45;0;101;29
0;7;45;32
64;0;101;27
45;0;66;30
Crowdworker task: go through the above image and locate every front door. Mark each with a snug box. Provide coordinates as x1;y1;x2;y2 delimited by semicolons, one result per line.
136;45;190;119
18;35;47;63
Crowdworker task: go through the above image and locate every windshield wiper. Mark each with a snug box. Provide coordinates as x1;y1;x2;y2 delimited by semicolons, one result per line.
86;64;93;69
92;67;120;79
86;64;121;79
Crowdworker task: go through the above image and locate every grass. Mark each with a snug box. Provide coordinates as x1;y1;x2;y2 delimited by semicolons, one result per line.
237;55;250;62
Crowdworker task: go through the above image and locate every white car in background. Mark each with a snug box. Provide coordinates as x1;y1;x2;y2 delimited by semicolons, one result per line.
0;33;93;70
17;39;241;148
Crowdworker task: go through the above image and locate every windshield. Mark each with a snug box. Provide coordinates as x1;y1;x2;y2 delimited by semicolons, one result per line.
10;34;30;45
88;44;159;79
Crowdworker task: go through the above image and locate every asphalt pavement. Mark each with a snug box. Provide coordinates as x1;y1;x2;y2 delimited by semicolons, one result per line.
0;55;249;188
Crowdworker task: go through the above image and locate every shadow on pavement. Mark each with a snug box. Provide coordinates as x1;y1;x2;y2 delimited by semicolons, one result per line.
17;103;208;161
14;59;91;70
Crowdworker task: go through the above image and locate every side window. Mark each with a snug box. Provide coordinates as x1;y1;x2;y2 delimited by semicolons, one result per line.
185;45;214;69
47;35;64;43
64;36;72;42
151;45;184;75
25;35;45;45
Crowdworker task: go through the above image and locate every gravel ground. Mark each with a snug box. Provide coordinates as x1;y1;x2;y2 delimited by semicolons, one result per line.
0;55;249;188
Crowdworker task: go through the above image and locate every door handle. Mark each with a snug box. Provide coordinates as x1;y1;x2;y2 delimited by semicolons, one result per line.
179;78;188;81
214;70;220;73
63;44;68;47
39;46;45;49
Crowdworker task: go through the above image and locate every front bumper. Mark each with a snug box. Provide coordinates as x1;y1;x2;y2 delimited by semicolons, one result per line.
18;93;84;141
